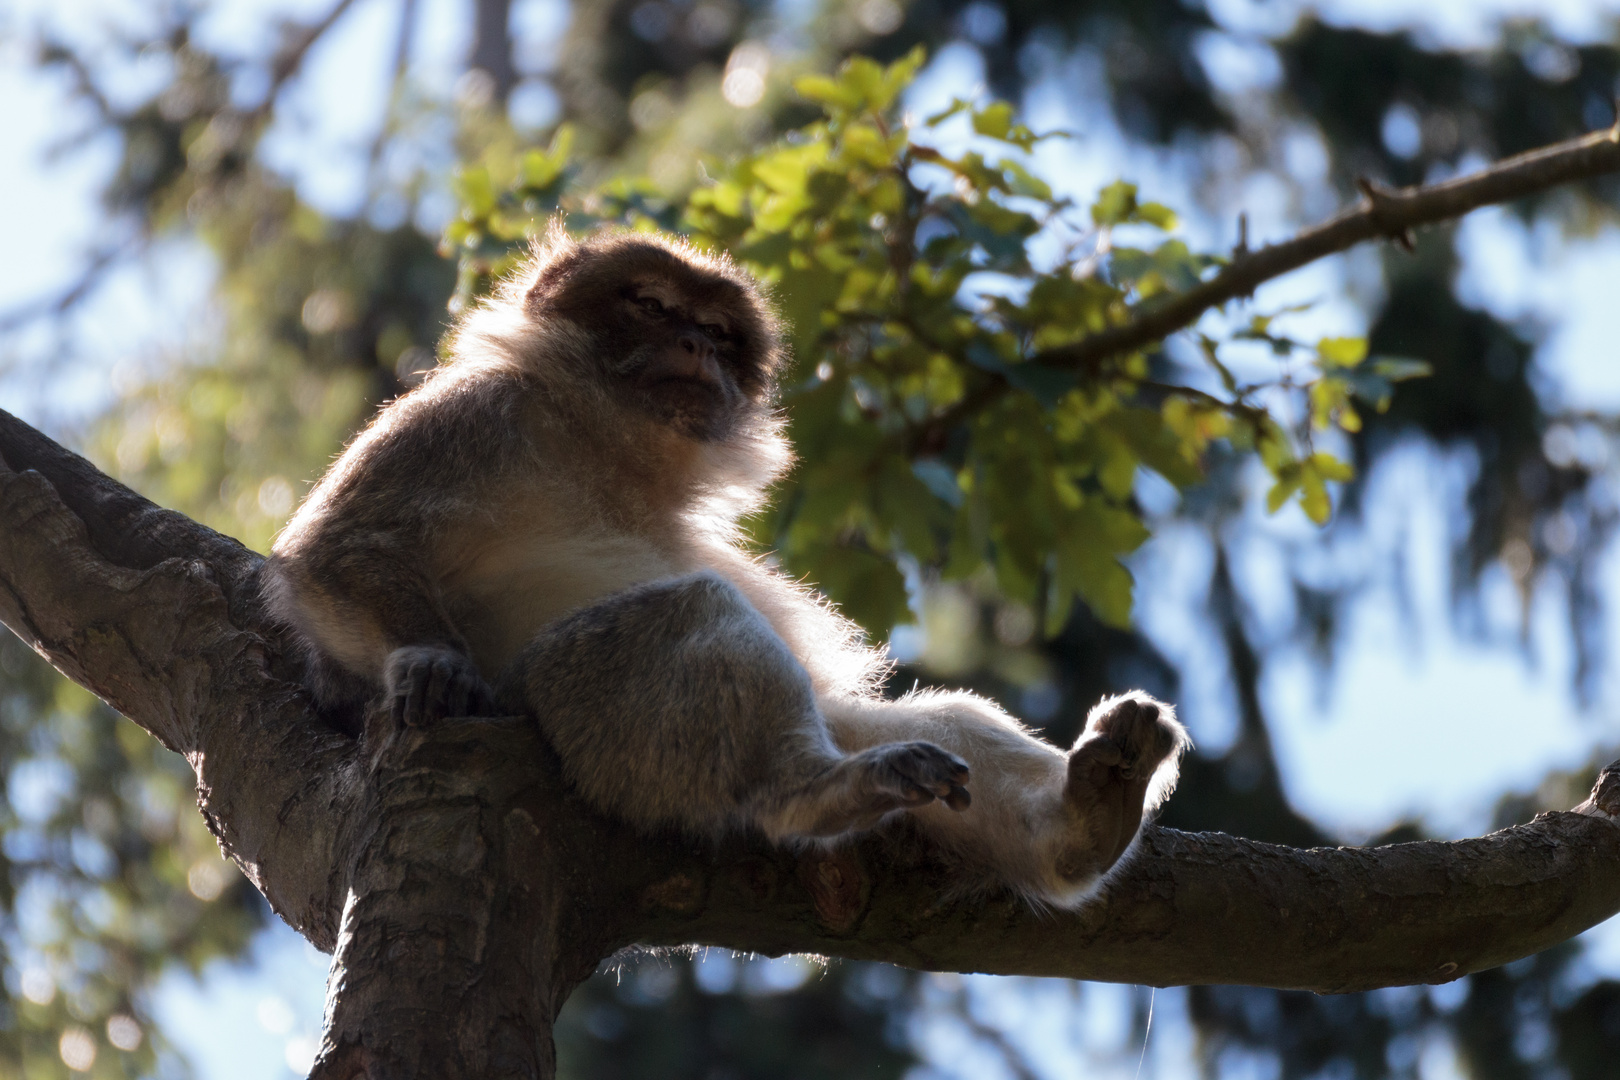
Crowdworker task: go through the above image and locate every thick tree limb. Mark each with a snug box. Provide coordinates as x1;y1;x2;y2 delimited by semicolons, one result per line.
1032;122;1620;373
1;408;1619;1076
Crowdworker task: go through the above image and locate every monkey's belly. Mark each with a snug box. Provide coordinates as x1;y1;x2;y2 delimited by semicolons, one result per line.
442;532;683;674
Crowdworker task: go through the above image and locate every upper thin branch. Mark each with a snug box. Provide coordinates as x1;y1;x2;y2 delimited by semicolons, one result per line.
1033;122;1620;372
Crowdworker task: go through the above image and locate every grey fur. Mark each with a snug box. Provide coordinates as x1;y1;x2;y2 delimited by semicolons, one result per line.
495;572;969;837
265;225;1189;907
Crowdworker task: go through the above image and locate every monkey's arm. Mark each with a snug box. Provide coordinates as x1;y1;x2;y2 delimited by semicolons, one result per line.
269;532;496;723
268;373;525;721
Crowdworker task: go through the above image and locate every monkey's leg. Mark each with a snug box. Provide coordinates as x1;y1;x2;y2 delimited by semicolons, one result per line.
817;689;1185;907
498;571;969;837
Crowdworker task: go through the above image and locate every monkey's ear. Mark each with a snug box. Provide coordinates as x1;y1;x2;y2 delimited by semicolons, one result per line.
524;220;585;309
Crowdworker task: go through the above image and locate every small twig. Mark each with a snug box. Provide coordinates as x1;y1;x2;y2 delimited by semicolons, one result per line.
1136;379;1267;425
365;0;420;189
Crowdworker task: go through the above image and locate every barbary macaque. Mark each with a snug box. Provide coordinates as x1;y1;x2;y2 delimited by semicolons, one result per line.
265;225;1188;907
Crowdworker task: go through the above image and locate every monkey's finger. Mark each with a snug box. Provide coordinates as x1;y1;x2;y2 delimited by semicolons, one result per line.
900;782;935;806
943;784;971;812
445;675;472;719
402;664;432;727
424;657;456;719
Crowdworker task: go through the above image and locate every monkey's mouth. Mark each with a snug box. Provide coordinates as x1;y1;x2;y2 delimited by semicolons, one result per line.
643;373;726;408
638;376;732;436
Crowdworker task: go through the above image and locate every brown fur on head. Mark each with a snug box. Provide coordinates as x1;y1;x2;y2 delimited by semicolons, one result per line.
445;222;793;524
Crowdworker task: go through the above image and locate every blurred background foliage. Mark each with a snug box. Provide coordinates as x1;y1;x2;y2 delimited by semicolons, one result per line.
3;0;1620;1077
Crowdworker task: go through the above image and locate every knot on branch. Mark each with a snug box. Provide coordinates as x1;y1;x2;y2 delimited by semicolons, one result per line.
797;848;868;934
1575;758;1620;820
1355;177;1416;251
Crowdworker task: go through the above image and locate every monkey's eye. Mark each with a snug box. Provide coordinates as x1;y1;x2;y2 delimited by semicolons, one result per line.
635;295;665;315
699;323;728;340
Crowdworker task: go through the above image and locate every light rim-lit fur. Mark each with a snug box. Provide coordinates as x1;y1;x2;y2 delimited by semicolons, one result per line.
267;225;1188;910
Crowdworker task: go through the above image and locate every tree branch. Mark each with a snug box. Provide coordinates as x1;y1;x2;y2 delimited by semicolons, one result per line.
1032;122;1620;373
0;413;359;950
1;408;1619;1077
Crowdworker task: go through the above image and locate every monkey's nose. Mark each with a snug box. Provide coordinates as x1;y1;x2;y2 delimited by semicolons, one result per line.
677;332;715;362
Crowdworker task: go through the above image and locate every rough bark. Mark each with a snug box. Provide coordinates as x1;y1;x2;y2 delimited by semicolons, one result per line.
1;407;1619;1080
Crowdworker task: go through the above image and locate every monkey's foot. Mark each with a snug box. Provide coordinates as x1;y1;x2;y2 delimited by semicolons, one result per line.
384;645;496;726
860;741;973;811
763;741;971;840
1061;692;1183;879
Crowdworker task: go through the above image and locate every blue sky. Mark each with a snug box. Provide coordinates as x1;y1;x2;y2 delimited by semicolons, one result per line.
7;0;1620;1077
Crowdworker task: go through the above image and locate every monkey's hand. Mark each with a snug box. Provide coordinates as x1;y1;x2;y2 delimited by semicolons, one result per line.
1060;693;1183;880
384;645;497;726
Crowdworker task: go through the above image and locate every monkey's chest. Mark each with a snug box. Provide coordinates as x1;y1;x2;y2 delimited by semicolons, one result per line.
440;530;683;674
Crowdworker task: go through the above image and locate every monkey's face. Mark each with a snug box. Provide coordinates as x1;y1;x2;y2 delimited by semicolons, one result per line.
529;238;781;443
609;283;752;440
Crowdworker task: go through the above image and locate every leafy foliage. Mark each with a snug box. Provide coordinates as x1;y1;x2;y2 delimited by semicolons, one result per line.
448;50;1397;637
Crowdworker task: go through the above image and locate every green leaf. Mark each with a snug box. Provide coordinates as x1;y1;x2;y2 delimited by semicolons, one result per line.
1299;470;1330;524
1317;336;1369;367
964;344;1077;408
795;74;858;109
1309;451;1354;483
924;98;973;126
996;158;1052;200
1266;465;1302;513
1091;180;1139;226
1137;201;1178;229
1370;355;1433;381
453;166;496;218
972;102;1014;140
802;547;910;638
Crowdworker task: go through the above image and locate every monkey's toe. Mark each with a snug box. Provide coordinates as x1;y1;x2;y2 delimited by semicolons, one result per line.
1085;693;1180;778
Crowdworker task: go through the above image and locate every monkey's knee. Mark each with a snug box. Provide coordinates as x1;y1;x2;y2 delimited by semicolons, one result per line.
621;570;759;633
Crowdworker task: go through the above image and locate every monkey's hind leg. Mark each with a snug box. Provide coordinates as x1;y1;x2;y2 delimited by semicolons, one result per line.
498;571;973;841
